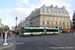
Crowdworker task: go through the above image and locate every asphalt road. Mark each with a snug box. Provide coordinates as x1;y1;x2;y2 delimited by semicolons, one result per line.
4;34;75;50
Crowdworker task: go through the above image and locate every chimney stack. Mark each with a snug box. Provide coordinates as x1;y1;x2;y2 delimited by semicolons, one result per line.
51;4;53;7
62;6;65;9
56;5;58;8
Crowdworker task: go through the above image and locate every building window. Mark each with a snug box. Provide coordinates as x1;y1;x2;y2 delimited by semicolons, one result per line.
43;22;44;24
47;17;49;20
60;22;61;25
51;14;53;16
67;27;69;28
67;23;68;25
56;22;57;25
63;11;64;13
30;22;32;24
43;17;44;19
59;14;61;16
64;27;65;28
49;10;51;12
59;27;61;28
51;17;53;20
47;22;49;24
63;18;65;20
52;22;53;25
43;9;44;11
57;11;59;13
59;18;61;20
55;18;57;20
63;23;65;25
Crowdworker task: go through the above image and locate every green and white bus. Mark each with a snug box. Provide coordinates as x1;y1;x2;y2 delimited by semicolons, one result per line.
20;27;60;36
46;28;60;34
20;27;44;36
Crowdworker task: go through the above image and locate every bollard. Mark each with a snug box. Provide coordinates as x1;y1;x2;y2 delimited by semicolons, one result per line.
3;31;8;45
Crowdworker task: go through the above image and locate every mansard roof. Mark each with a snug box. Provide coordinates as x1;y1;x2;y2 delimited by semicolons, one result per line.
40;5;68;14
29;4;69;18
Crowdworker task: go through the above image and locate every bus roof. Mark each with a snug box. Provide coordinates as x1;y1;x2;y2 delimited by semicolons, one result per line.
46;28;59;29
24;27;59;29
24;27;44;29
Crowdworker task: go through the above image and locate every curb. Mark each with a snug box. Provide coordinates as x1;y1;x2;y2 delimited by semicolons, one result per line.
59;33;63;35
0;43;14;50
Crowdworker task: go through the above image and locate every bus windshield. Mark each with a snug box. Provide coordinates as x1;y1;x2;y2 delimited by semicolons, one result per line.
20;28;24;33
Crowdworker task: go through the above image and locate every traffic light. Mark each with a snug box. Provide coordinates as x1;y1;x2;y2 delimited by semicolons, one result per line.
15;26;17;28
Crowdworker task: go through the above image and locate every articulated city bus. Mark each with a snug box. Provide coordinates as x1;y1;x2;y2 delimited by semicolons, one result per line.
20;27;44;36
20;27;60;36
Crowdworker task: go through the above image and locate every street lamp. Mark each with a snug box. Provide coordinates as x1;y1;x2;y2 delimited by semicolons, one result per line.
15;17;18;30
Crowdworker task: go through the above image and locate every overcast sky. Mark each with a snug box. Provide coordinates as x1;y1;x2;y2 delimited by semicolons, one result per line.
0;0;75;29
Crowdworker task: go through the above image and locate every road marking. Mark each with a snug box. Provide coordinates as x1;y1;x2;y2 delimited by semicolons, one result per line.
16;42;24;44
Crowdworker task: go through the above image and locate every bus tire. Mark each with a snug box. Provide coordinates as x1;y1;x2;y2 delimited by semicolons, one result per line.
23;35;25;37
20;35;23;37
53;33;55;35
30;34;33;36
20;35;21;37
41;33;43;36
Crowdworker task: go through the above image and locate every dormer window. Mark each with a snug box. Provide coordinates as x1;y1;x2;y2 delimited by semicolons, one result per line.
43;9;44;11
49;10;51;12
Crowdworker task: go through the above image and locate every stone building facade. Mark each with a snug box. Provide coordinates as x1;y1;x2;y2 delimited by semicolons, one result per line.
72;12;75;29
25;4;70;29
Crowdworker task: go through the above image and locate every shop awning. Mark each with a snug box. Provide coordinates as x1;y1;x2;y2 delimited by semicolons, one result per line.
62;29;75;32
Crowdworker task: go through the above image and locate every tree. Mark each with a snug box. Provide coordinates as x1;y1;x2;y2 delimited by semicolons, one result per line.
0;27;3;31
3;25;10;31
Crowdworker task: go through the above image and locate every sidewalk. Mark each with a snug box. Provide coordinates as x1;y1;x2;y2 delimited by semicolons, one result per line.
0;42;14;50
0;35;15;41
59;33;75;35
0;35;15;50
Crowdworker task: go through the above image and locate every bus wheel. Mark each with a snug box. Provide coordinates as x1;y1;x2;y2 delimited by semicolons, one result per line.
23;35;25;37
20;35;22;37
53;33;55;35
30;34;33;36
41;33;43;36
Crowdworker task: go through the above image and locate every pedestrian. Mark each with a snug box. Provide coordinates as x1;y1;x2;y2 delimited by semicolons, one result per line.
3;31;5;43
72;31;74;34
8;31;10;36
0;31;1;36
15;31;17;36
10;31;12;37
17;31;19;35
